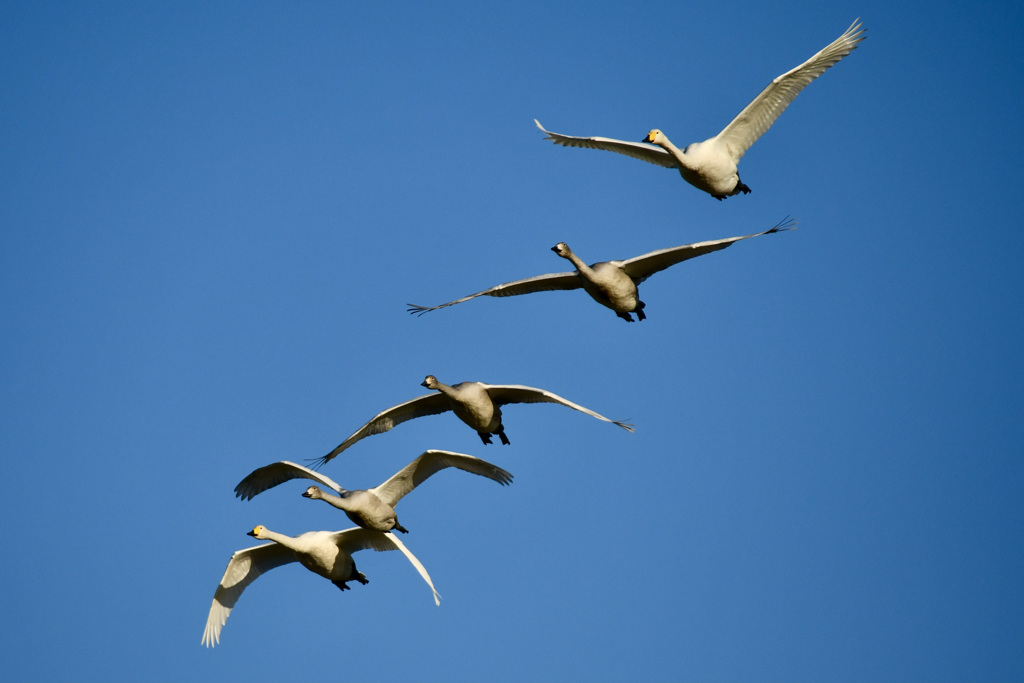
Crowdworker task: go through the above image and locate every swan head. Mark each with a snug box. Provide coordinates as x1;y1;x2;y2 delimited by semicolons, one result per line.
302;486;324;500
247;524;268;539
642;129;664;144
551;242;572;258
421;375;440;389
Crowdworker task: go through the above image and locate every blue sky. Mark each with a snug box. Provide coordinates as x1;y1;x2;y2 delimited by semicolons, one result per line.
2;2;1022;681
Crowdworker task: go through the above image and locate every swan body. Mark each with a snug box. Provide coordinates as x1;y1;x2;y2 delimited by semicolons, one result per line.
306;487;404;533
313;376;634;466
553;242;645;321
536;19;865;199
408;218;796;321
202;525;440;647
234;450;514;533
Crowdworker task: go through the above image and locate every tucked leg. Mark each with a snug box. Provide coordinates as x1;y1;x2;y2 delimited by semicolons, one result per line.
495;426;510;445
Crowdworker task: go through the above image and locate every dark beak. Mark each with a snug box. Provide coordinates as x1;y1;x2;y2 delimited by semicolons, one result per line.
420;381;429;388
550;246;559;253
301;490;313;498
246;530;257;537
640;136;651;143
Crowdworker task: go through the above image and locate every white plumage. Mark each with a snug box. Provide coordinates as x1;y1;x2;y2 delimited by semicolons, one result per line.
536;20;865;199
202;525;440;648
408;218;795;321
235;450;513;533
312;375;634;466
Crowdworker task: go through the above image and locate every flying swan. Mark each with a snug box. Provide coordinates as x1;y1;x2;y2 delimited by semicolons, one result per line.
312;376;634;467
535;19;865;199
408;217;795;321
202;525;440;647
235;450;513;533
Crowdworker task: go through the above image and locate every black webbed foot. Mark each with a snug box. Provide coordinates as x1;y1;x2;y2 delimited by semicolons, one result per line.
478;431;493;445
496;427;510;445
394;521;409;534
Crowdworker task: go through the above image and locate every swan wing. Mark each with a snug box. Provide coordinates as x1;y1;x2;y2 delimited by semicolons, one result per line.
408;271;581;315
372;449;514;507
383;532;442;606
202;542;296;647
622;217;797;285
333;528;442;605
715;19;865;161
535;119;678;169
313;393;452;468
234;460;346;501
484;384;635;432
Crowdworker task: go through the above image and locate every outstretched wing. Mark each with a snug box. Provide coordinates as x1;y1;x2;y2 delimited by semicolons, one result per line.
715;19;865;161
622;217;797;285
372;449;514;507
484;384;635;432
535;119;678;169
202;543;295;647
234;460;346;501
333;528;442;606
313;393;452;468
382;532;442;606
408;271;582;316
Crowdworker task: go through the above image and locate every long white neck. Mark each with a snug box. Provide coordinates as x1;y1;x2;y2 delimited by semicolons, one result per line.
258;527;299;550
560;248;593;277
432;380;457;397
315;489;356;512
654;133;693;170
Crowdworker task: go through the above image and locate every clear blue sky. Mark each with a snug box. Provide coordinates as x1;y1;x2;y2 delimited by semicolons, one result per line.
2;2;1022;681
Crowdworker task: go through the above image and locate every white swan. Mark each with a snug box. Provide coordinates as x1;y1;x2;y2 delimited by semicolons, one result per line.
312;376;634;467
536;19;865;199
202;525;440;647
408;218;795;321
235;450;513;533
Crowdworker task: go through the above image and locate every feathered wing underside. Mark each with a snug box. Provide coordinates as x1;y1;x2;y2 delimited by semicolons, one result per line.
202;543;296;647
715;19;865;161
315;393;452;467
484;384;635;432
534;119;678;168
382;532;442;606
234;460;346;501
333;526;402;553
333;528;441;606
622;217;798;285
372;449;514;507
407;271;582;315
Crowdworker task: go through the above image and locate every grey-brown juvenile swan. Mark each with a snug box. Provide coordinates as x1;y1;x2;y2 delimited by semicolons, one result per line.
234;450;513;533
536;20;864;199
312;376;634;467
202;525;440;647
408;218;795;321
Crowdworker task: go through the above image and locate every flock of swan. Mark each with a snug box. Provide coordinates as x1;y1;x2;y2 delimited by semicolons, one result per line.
202;19;864;647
